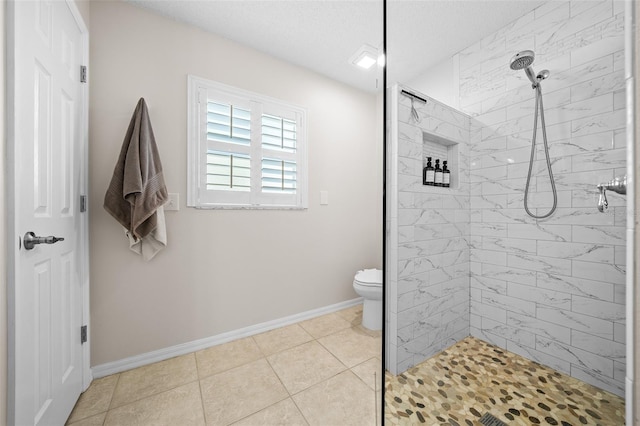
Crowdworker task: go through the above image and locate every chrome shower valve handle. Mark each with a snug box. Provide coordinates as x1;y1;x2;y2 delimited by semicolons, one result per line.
597;175;627;213
597;185;609;212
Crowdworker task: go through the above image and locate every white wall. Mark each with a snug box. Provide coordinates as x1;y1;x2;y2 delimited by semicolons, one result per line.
89;1;381;366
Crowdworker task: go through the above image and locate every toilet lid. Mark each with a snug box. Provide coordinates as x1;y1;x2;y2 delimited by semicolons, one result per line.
355;269;382;286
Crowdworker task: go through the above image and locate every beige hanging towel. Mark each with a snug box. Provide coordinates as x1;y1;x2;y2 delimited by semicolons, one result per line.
104;98;168;259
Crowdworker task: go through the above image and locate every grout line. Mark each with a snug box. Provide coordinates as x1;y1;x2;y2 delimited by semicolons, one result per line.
106;373;121;412
196;377;208;425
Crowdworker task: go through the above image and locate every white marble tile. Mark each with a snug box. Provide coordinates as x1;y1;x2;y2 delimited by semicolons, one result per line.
572;188;625;208
543;0;612;45
427;118;468;143
470;165;507;183
536;271;614;301
482;236;537;254
537;306;613;339
469;136;507;156
398;156;421;177
507;190;573;209
481;317;535;347
470;249;507;266
570;31;624;69
613;321;625;344
613;89;625;110
535;336;614;377
571;365;624;396
482;177;527;195
470;275;507;295
613;49;625;72
571;295;625;321
550;169;614;193
397;139;423;159
549;131;616;157
397;324;413;346
441;250;469;268
442;195;470;210
571;70;625;102
572;225;625;245
482;208;531;224
571;330;625;361
414;223;466;241
543;93;613;127
570;106;626;137
506;340;571;375
508;282;571;309
571;148;626;172
470;299;507;324
548;55;614;95
471;222;508;237
482;292;536;317
483;263;537;286
571;0;609;17
474;108;507;127
412;311;442;339
536;240;614;263
614;245;625;266
507;311;571;342
470;194;507;209
508;222;571;242
508;252;572;276
506;88;571;122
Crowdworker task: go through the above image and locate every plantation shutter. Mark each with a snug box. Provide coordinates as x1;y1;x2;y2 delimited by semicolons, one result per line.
188;75;307;208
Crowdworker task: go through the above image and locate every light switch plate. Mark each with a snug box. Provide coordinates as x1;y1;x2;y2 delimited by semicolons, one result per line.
165;193;179;211
320;190;329;205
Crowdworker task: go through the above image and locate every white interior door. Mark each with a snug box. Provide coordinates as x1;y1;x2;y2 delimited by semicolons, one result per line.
7;0;89;424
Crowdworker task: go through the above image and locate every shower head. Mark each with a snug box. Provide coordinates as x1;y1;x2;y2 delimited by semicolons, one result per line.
509;50;549;87
509;50;535;70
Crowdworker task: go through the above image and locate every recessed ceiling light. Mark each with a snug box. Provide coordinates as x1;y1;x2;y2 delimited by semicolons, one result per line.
350;44;379;70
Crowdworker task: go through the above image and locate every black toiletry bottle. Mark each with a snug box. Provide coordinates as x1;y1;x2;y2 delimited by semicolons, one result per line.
434;159;443;187
423;157;435;186
443;161;450;188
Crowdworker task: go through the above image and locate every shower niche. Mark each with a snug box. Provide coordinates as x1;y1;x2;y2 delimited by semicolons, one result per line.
422;130;459;190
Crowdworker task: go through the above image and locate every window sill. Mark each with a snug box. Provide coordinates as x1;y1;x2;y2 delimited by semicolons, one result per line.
189;204;308;210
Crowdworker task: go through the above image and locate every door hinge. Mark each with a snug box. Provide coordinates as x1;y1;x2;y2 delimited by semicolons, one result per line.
80;195;87;212
81;325;88;344
80;65;87;83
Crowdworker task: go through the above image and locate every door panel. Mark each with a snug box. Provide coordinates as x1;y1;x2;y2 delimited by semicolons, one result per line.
9;0;89;424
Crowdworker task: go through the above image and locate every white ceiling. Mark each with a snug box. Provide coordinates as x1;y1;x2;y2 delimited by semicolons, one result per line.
127;0;546;93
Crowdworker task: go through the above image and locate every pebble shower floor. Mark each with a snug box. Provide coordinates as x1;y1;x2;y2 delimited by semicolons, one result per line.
384;337;624;425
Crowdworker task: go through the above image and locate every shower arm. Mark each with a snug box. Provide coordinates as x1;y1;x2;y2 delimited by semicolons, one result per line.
597;175;627;212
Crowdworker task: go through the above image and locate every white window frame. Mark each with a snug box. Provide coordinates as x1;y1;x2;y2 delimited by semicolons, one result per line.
187;75;308;209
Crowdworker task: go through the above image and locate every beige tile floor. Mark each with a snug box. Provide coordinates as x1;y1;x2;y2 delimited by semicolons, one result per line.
67;304;383;426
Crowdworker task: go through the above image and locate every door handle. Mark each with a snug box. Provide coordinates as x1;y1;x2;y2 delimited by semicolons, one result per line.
23;231;65;250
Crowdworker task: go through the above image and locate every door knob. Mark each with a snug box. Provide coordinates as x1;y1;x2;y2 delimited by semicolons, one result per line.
23;231;65;250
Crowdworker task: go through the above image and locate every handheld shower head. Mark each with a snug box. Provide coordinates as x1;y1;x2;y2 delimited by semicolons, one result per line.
510;50;535;70
509;50;549;87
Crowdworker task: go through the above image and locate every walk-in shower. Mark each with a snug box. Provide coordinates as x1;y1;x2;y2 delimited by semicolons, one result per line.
509;50;557;219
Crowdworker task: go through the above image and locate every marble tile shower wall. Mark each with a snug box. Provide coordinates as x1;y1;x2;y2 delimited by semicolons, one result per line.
388;87;471;374
458;1;626;396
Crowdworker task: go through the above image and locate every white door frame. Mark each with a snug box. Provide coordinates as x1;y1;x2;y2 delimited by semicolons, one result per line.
625;1;638;424
5;0;91;422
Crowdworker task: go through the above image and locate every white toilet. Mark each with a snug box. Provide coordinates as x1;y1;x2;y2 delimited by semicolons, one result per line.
353;268;383;330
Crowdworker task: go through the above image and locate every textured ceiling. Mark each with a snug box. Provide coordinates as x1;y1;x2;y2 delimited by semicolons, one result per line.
127;0;545;93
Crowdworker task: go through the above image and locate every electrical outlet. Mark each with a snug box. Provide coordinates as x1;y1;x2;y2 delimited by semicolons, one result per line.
165;193;179;211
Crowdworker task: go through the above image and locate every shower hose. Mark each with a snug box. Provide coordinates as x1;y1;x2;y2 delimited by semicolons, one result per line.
524;84;557;219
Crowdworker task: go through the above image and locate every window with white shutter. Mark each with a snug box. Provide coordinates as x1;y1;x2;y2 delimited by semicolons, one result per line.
188;75;307;209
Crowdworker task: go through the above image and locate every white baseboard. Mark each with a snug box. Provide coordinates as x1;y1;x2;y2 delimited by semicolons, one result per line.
92;297;363;379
